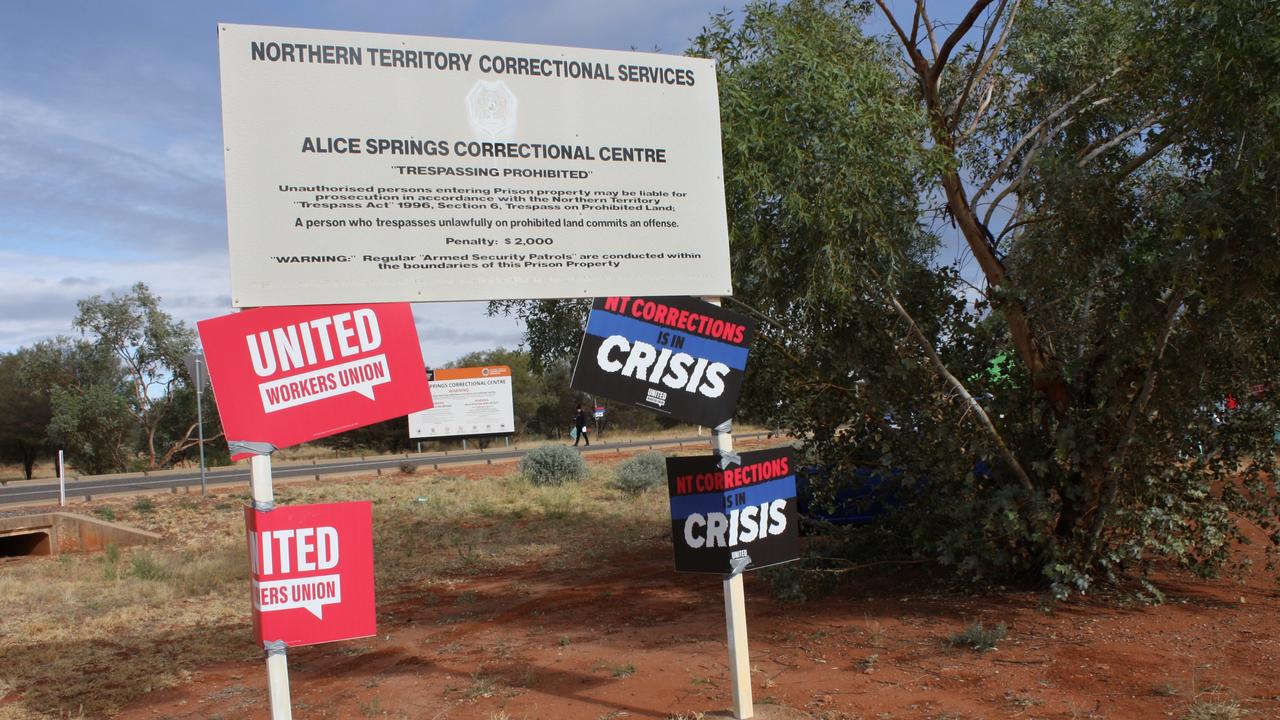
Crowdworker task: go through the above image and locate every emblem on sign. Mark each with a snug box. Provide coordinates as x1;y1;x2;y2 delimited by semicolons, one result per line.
466;80;517;137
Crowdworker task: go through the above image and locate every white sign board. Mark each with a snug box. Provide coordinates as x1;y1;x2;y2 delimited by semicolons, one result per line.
408;366;515;438
217;24;732;306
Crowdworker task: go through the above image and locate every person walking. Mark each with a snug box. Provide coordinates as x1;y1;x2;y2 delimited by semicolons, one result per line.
573;405;590;446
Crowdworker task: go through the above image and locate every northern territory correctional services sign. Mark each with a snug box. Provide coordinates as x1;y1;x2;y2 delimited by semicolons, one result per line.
245;501;376;647
666;447;800;574
217;24;731;306
407;365;515;438
570;296;755;427
197;303;432;460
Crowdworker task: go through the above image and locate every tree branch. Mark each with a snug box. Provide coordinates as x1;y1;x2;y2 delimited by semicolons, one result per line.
874;0;931;75
1076;112;1161;167
981;125;1046;228
930;0;998;86
1111;124;1184;180
908;2;922;50
973;66;1124;203
949;0;1017;126
1087;287;1187;559
959;77;998;141
883;287;1034;493
917;0;942;60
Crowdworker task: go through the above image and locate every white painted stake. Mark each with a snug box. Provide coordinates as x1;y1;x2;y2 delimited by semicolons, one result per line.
58;449;66;507
705;296;753;719
250;452;293;720
265;644;292;718
724;572;753;718
250;453;274;508
713;422;753;718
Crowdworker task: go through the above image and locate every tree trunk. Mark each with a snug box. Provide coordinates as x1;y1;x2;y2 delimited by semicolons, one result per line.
19;440;36;480
936;153;1070;418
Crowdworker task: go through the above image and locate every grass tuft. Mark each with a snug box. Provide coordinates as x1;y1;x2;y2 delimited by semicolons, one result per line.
1181;700;1248;720
948;621;1007;652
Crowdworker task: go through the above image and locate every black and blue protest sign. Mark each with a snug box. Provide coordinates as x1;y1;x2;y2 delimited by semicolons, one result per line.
570;296;755;427
666;446;800;574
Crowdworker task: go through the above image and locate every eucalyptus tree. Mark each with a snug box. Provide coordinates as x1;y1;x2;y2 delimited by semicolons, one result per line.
869;0;1280;594
496;0;1280;595
65;283;204;471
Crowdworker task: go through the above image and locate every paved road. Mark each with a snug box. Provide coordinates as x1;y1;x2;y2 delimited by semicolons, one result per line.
0;433;768;506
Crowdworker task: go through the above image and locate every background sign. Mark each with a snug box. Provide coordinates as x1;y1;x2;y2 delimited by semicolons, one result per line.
408;365;514;438
570;296;755;427
245;501;376;647
666;447;799;574
218;23;731;306
198;303;432;460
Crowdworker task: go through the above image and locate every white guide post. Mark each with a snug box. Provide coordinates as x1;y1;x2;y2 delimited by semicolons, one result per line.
706;297;753;719
57;449;66;508
250;451;293;720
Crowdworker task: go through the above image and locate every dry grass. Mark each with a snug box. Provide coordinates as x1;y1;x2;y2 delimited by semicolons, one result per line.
0;449;680;719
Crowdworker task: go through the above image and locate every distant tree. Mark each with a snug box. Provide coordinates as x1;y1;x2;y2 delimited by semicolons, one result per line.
487;299;589;372
153;376;227;468
64;283;202;470
0;350;54;480
20;336;133;476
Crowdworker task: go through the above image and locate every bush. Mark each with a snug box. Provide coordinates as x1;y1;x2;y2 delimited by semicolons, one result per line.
130;552;172;581
520;444;588;487
399;461;417;475
612;452;667;494
948;622;1007;652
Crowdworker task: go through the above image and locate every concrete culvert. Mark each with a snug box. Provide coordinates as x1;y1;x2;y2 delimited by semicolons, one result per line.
0;529;52;557
0;512;159;557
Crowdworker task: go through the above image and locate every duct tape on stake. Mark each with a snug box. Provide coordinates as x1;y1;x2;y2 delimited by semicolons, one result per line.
228;440;277;456
263;640;291;719
726;553;752;578
712;420;741;469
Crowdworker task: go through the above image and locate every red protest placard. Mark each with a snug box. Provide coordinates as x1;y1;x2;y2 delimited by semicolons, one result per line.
245;501;376;647
197;303;432;460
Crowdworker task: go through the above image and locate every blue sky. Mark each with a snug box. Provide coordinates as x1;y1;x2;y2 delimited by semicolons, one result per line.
0;1;752;367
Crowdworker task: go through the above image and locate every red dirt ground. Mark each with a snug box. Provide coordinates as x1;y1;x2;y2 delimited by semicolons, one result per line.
114;462;1280;720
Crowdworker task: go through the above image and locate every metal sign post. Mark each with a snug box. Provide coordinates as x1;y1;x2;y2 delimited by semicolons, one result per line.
196;354;207;495
246;446;293;720
705;297;753;720
57;449;66;508
184;352;211;495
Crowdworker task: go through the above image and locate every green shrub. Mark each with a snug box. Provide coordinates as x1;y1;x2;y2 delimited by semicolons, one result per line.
612;452;667;494
399;461;417;475
130;552;172;581
948;622;1007;652
520;444;588;486
758;560;842;603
